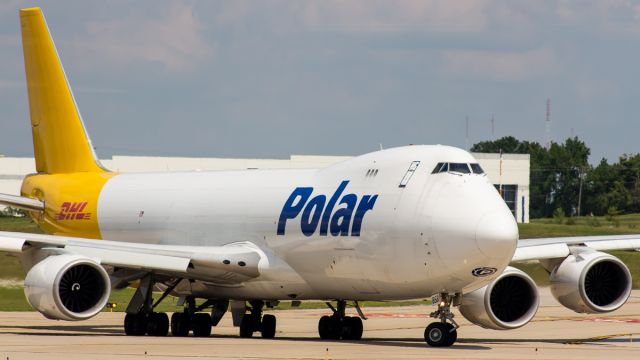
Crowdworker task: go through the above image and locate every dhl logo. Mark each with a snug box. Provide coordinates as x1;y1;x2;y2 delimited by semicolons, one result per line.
54;202;92;221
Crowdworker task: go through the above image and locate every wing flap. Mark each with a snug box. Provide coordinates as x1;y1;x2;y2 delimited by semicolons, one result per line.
65;245;191;272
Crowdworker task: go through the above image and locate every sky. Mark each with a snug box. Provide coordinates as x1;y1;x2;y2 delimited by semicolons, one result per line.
1;0;640;162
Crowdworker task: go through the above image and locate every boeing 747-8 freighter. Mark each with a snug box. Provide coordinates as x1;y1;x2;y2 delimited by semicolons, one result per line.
1;8;639;347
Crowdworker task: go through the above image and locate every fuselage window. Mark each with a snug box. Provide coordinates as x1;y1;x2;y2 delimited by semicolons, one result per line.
448;163;470;174
432;162;445;174
470;163;485;174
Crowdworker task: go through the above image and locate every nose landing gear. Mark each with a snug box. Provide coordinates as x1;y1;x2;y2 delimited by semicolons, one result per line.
424;293;459;347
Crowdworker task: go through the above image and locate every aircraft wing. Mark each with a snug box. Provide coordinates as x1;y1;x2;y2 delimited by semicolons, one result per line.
513;234;640;262
0;231;262;282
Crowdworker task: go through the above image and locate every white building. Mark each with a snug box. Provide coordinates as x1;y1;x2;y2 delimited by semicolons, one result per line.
0;152;530;223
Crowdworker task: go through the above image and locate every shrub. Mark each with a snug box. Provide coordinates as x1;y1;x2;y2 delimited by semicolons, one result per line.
586;217;601;227
553;208;565;224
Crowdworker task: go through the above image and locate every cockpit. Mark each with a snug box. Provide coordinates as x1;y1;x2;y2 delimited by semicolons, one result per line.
431;162;485;175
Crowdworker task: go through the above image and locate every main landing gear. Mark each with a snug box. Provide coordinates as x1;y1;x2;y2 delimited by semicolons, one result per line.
123;275;176;336
123;275;229;338
239;300;277;339
424;293;459;347
169;296;229;337
318;300;364;340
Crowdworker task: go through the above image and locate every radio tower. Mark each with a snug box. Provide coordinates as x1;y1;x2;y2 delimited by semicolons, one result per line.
491;114;495;140
545;98;551;149
465;116;469;150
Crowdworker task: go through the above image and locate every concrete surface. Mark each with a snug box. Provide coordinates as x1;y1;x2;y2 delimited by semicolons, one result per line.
0;288;638;359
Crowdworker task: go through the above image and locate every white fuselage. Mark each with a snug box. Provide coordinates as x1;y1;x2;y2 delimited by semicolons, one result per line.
96;145;518;301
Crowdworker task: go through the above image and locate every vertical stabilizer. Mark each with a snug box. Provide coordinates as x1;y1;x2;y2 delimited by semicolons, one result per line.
20;7;104;174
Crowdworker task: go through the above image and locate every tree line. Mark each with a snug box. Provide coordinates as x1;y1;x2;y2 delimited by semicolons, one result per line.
471;136;640;219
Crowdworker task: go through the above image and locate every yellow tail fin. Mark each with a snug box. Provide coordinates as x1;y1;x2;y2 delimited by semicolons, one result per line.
20;8;104;174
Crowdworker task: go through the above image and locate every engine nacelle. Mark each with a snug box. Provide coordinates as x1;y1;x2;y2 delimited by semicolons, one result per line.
459;267;539;330
24;254;111;321
550;250;631;313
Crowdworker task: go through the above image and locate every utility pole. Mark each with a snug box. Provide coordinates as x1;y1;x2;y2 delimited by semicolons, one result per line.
499;148;503;197
491;115;495;140
577;168;584;217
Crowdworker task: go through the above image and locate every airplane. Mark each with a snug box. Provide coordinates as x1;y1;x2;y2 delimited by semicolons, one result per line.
1;7;639;347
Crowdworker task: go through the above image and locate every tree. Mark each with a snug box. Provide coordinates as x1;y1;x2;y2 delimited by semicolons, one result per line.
546;137;590;217
471;136;590;218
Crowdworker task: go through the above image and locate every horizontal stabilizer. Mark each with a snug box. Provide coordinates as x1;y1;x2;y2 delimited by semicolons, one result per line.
0;193;44;212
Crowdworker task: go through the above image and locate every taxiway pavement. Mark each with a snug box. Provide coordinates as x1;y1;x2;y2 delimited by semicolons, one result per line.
0;288;638;359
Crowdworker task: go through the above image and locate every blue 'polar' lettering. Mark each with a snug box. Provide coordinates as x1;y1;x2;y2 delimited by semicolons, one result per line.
277;180;377;237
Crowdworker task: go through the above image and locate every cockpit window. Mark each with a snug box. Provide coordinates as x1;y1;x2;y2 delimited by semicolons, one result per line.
470;163;485;174
448;163;470;174
432;162;482;175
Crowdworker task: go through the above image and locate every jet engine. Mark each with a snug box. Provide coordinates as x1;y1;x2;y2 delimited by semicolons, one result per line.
24;254;111;321
549;250;631;313
459;267;539;330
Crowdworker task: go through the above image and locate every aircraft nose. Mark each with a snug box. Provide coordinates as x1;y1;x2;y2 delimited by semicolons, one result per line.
475;210;519;258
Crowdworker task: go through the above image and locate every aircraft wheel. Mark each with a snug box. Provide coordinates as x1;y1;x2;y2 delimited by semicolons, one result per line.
318;315;333;339
171;312;191;337
147;312;169;336
443;323;457;346
124;313;148;336
192;313;212;337
424;322;453;347
346;316;363;340
239;315;255;338
261;314;276;339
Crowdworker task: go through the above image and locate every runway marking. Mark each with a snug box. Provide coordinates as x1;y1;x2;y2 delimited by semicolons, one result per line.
579;318;640;324
564;333;640;345
357;313;424;318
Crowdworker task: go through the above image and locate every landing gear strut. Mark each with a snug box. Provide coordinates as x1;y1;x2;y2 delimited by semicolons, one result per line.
424;293;459;347
171;297;228;337
239;300;277;339
318;300;364;340
123;275;176;336
170;296;214;337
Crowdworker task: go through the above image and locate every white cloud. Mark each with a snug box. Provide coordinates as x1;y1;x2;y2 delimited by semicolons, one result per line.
77;2;213;71
442;48;556;82
297;0;491;33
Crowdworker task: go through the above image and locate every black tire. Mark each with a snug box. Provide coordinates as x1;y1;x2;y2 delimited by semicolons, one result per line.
424;322;449;347
124;313;147;336
124;313;135;336
346;316;363;340
192;313;212;337
147;312;169;336
261;314;276;339
318;315;332;339
443;323;457;347
171;312;190;337
239;315;255;338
